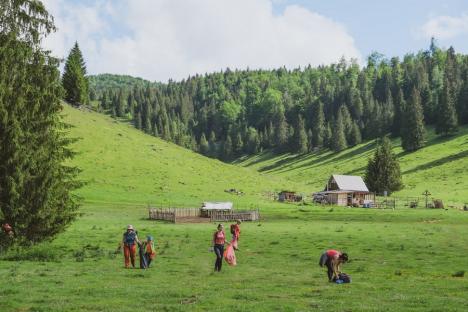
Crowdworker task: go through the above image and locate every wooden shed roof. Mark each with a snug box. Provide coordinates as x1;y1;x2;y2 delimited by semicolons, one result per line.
329;174;369;192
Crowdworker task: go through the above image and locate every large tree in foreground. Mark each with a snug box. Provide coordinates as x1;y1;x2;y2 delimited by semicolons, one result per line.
0;0;81;250
62;42;89;106
365;137;403;195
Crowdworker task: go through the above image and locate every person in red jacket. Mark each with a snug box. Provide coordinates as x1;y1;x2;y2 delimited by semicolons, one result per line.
319;249;348;281
212;224;225;272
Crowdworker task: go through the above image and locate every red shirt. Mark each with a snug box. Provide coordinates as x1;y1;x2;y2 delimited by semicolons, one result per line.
327;249;341;259
213;230;225;245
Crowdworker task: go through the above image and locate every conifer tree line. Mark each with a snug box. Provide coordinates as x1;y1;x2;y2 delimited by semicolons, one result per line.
89;40;468;160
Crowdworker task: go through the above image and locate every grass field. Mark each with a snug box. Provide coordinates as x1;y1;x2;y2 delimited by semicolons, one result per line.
235;127;468;206
0;105;467;311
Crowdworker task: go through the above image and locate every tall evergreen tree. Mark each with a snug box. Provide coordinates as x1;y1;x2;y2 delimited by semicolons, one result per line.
245;127;260;154
311;101;325;148
62;42;89;106
222;135;233;161
274;112;288;150
233;133;243;156
199;133;209;156
348;121;362;146
332;109;347;152
0;0;81;249
401;88;426;151
436;77;458;135
365;137;403;195
391;88;405;137
208;131;218;158
294;116;308;154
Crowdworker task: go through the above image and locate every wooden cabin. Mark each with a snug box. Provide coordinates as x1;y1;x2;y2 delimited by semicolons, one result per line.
314;175;374;207
278;191;302;202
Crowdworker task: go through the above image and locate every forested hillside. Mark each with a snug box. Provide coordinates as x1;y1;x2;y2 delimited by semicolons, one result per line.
89;41;468;161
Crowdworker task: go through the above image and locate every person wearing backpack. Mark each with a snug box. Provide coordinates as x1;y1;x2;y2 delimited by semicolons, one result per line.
319;249;348;282
121;225;141;268
230;220;241;250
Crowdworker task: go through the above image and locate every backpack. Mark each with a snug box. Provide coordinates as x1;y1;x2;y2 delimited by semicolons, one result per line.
230;224;236;235
337;273;351;283
123;231;137;246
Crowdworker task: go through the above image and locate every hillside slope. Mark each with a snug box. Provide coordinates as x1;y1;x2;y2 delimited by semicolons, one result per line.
62;104;300;206
235;127;468;205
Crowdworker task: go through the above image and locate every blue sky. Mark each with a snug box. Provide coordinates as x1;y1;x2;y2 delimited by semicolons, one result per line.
272;0;468;58
42;0;468;81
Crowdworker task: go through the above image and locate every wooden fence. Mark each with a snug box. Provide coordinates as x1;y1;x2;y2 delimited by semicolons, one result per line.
148;207;202;223
148;208;176;222
210;209;260;222
149;207;260;223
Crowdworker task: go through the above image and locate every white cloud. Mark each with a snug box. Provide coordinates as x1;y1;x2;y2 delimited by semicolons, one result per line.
42;0;361;82
420;13;468;40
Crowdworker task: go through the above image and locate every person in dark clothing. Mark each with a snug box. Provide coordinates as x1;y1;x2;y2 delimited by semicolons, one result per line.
212;224;226;272
319;249;349;281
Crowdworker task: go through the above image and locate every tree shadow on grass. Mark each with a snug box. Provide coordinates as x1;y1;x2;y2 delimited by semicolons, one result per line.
232;150;279;167
402;150;468;175
257;149;331;173
308;141;376;169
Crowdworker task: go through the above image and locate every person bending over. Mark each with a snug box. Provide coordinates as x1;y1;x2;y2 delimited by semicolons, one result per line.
319;249;348;282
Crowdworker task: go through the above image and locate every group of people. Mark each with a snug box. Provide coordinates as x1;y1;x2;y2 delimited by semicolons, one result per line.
119;221;348;282
119;224;156;269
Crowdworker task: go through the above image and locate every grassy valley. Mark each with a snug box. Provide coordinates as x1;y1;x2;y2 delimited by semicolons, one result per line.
236;127;468;206
63;104;302;208
0;105;467;311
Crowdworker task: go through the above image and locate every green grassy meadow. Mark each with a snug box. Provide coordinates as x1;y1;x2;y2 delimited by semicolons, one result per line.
235;127;468;206
1;105;467;311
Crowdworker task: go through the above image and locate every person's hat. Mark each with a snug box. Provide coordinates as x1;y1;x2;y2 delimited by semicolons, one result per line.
127;224;134;230
147;235;153;241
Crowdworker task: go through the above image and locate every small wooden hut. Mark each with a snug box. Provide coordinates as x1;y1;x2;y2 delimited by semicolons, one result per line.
200;202;233;217
314;175;374;207
278;191;302;202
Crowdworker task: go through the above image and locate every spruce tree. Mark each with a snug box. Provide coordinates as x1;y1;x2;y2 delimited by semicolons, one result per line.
245;127;260;154
365;137;403;195
199;133;209;156
401;88;426;152
0;0;81;249
222;135;233;160
311;101;325;148
332;109;347;152
348;122;362;146
208;131;218;158
323;122;332;149
274;112;288;150
62;42;89;106
436;77;458;135
391;88;405;137
234;133;244;156
294;116;308;154
436;47;459;135
307;129;313;152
